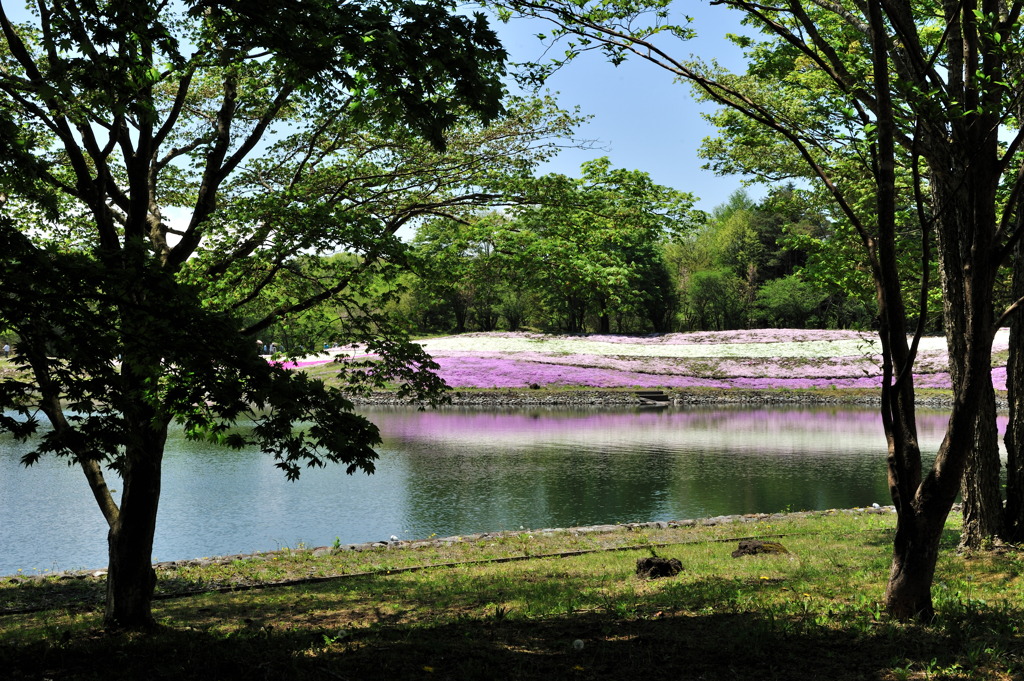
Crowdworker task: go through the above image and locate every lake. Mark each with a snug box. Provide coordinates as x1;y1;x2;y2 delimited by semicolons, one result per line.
0;405;963;576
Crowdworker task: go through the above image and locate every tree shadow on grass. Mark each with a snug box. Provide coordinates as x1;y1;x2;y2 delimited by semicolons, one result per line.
2;606;1014;681
3;564;1021;681
858;526;962;550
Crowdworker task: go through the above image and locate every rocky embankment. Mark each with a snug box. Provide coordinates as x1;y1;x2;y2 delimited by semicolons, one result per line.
352;387;967;409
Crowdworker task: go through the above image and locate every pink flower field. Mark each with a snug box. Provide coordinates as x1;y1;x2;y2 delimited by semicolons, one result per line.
286;329;1011;391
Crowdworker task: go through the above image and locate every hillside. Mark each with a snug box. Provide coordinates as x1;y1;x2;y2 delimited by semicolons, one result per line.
290;329;1010;392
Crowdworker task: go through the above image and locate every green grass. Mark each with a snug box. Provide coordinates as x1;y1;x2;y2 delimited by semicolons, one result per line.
3;510;1023;680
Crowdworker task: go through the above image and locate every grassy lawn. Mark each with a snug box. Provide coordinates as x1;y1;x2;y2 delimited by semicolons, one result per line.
2;510;1023;680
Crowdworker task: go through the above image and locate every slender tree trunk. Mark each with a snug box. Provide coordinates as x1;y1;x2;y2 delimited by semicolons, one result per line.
866;0;936;617
567;298;586;332
104;418;166;629
452;293;468;334
101;305;170;630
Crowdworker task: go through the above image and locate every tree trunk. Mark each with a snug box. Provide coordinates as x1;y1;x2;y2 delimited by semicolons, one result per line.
865;2;944;619
960;384;1003;548
929;152;1002;548
104;408;167;629
451;293;468;334
566;298;586;332
884;509;946;619
866;1;986;619
1005;240;1024;541
943;269;1002;552
883;379;983;617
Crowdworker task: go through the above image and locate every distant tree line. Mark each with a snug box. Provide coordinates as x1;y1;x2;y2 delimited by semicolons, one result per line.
394;171;900;335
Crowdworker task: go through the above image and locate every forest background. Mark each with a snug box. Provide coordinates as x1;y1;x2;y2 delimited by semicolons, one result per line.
261;177;918;350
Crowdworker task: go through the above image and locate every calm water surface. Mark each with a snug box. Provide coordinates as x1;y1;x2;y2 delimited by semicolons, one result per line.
0;405;958;576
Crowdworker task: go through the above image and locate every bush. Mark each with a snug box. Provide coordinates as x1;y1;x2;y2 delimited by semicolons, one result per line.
752;275;827;328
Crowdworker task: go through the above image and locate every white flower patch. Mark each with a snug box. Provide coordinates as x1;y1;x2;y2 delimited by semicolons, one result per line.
417;332;961;360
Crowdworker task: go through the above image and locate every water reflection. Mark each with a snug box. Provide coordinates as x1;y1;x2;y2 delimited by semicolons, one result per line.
0;405;965;575
382;406;950;533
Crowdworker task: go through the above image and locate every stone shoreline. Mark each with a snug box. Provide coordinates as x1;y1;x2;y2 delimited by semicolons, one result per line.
352;387;972;409
299;504;900;558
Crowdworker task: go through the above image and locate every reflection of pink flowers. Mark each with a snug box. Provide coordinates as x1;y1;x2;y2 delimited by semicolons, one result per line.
373;407;968;442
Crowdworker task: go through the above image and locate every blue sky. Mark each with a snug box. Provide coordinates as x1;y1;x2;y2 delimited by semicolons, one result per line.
491;1;757;212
